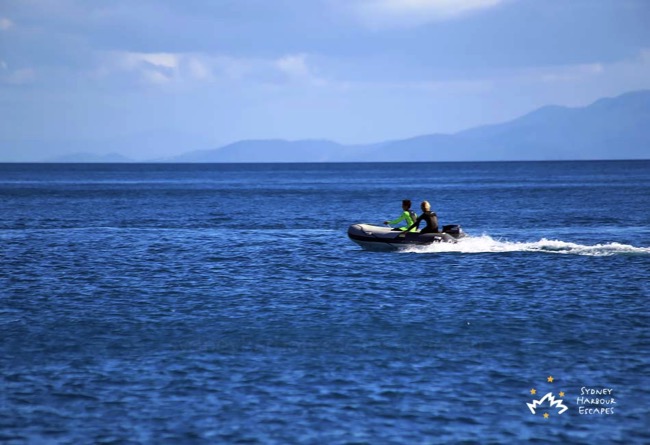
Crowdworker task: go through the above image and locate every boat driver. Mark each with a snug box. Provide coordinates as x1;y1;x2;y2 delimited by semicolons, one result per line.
404;201;439;234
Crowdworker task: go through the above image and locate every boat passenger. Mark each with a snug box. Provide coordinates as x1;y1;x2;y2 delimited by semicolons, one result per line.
404;201;439;234
384;199;417;231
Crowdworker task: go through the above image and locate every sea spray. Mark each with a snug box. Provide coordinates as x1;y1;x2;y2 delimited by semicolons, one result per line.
403;235;650;256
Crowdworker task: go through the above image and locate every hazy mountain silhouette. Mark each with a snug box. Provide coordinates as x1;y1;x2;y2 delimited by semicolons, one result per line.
45;152;133;163
3;90;648;162
0;129;214;163
168;90;650;162
172;139;348;163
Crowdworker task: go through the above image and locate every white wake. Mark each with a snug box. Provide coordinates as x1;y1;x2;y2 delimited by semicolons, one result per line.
403;235;650;256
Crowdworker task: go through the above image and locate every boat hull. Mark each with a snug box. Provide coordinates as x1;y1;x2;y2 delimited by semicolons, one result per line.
347;224;466;250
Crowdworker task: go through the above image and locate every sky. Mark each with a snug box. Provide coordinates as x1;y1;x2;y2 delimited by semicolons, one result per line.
1;0;650;160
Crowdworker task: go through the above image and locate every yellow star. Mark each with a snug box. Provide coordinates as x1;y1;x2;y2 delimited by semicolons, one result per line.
547;376;554;383
559;391;565;397
544;413;550;419
530;388;537;395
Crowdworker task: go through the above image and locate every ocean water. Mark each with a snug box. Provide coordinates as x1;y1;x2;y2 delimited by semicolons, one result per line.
1;161;649;444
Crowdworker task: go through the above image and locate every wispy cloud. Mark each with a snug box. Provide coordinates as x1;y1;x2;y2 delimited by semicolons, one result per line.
275;54;327;86
0;17;14;30
0;62;36;85
92;51;329;89
97;52;174;86
496;49;650;94
342;0;506;29
514;63;605;85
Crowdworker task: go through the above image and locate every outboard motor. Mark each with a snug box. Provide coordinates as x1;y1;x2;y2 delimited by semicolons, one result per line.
443;224;462;235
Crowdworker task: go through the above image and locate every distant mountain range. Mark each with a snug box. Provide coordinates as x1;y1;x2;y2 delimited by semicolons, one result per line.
46;152;133;163
167;90;650;162
11;90;650;162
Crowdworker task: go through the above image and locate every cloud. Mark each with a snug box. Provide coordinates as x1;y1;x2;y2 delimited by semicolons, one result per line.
513;63;605;85
276;55;310;79
1;59;36;85
0;65;36;85
0;17;14;30
275;54;326;86
128;53;179;70
506;49;650;92
343;0;506;28
96;51;210;87
384;56;641;94
92;51;329;90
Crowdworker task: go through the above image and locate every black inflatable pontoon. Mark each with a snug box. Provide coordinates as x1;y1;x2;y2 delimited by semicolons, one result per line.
348;223;466;250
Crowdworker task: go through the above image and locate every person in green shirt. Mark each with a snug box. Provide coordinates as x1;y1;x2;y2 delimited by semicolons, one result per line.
384;199;417;231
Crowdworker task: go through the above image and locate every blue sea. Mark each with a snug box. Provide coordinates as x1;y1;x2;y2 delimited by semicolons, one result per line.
1;161;649;444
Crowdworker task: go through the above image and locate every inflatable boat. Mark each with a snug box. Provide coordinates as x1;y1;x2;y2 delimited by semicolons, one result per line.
347;224;466;250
